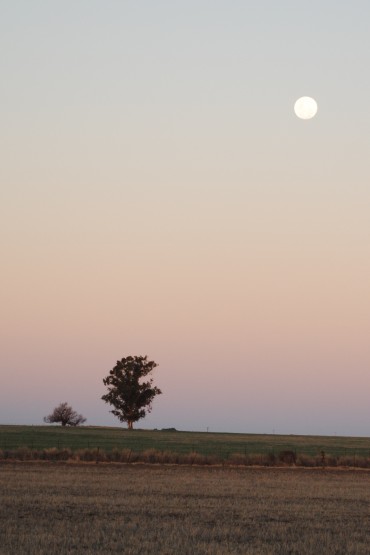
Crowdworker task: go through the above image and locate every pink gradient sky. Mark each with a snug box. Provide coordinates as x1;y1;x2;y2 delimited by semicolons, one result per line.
1;1;370;435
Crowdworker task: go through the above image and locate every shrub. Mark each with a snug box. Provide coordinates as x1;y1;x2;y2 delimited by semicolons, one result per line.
266;452;277;466
246;453;269;466
108;448;133;463
14;447;34;461
325;455;338;467
42;448;73;461
278;450;296;465
355;457;370;469
141;449;158;464
75;448;107;462
227;453;248;466
180;451;221;465
159;450;179;464
296;454;316;467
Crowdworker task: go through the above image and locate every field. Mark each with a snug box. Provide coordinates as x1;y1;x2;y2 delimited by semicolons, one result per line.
1;425;370;461
1;462;369;554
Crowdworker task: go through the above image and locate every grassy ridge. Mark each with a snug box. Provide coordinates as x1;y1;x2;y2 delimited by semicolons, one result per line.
1;425;369;458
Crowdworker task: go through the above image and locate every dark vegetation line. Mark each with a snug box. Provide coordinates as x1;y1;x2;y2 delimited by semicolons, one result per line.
1;447;370;468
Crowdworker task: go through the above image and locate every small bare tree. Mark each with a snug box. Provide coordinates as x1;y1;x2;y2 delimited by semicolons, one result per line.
44;402;86;427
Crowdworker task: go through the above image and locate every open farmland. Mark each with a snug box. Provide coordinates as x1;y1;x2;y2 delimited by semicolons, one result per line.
1;425;370;461
1;462;369;554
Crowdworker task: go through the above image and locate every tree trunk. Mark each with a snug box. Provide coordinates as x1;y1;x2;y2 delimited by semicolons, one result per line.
127;420;133;430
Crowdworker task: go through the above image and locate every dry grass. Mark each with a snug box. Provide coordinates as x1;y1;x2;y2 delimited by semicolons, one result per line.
1;446;370;468
1;462;370;554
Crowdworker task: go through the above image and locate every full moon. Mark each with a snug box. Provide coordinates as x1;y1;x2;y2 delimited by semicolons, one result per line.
294;96;318;120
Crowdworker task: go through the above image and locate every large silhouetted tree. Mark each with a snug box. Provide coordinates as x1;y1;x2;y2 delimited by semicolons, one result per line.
102;355;162;430
44;402;86;427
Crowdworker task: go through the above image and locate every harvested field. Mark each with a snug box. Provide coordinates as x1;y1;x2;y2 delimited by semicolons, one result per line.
0;462;369;554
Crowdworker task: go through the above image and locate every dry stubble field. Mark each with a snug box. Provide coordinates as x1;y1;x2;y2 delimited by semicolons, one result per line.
1;462;369;554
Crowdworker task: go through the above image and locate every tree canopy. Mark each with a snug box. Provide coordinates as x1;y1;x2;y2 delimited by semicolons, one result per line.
44;402;86;427
101;355;162;429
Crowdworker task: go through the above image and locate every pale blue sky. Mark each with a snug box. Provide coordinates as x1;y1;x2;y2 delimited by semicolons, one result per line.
1;1;370;435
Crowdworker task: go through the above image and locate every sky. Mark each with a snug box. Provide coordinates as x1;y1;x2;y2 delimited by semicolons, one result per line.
1;0;370;436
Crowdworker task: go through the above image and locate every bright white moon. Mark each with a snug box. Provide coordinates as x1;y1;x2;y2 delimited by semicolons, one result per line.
294;96;318;120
